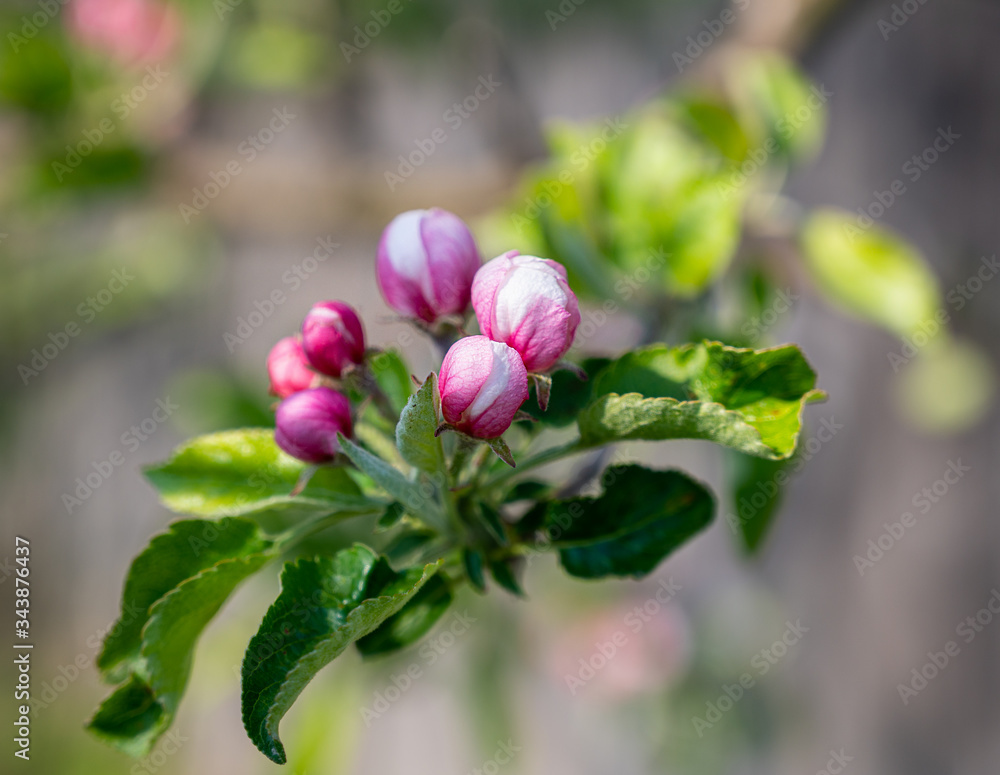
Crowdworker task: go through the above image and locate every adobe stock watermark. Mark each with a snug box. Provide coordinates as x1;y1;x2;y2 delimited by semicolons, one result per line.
61;396;180;514
546;0;586;31
692;618;808;736
0;555;18;586
339;0;415;62
214;0;246;19
17;267;135;385
816;749;854;775
877;0;931;41
509;116;629;233
384;75;501;191
7;0;70;52
673;0;751;72
464;739;521;775
897;588;1000;705
51;66;170;182
359;608;477;726
519;448;634;565
563;577;681;694
572;247;669;348
843;126;959;243
27;601;144;714
179;106;297;223
726;416;843;537
853;459;971;576
222;235;340;353
740;288;799;343
887;255;999;371
717;84;833;199
129;730;188;775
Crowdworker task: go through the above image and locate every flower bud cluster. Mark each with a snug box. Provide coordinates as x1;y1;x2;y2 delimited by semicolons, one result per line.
266;207;580;462
266;301;365;462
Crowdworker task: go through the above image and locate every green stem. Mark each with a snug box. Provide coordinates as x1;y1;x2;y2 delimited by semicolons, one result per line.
482;438;585;490
449;435;477;481
276;507;382;550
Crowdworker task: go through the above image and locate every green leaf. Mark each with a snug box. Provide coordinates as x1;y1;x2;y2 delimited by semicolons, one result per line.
384;529;438;565
519;358;610;427
395;373;444;474
356;574;453;657
241;547;442;764
476;503;509;547
488;557;526;597
800;208;941;338
89;518;276;755
339;435;442;527
606;111;744;296
96;517;272;680
726;451;789;553
579;342;824;460
368;348;414;414
504;480;551;503
375;501;405;532
463;548;487;593
543;464;714;579
87;677;165;757
144;429;378;519
673;95;750;163
486;436;516;468
735;52;826;161
894;338;996;434
591;345;696;399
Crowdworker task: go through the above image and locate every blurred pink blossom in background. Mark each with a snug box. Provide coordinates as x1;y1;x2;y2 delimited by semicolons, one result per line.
547;600;692;702
67;0;179;66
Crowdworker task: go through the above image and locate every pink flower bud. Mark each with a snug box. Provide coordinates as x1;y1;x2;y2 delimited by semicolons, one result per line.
472;251;580;372
274;387;352;464
376;208;481;324
301;301;366;379
439;335;528;439
266;337;316;398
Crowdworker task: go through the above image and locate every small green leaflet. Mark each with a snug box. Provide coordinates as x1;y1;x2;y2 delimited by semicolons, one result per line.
395;374;444;474
356;573;453;657
88;518;276;756
726;450;790;553
339;436;442;527
578;342;824;460
800;208;940;338
241;546;442;764
542;464;714;579
519;358;610;427
368;348;414;414
144;428;380;518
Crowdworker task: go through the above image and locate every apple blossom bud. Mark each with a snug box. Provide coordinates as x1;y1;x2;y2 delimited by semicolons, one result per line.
472;251;580;372
267;337;316;398
439;335;528;439
274;387;353;464
376;208;481;324
301;301;366;378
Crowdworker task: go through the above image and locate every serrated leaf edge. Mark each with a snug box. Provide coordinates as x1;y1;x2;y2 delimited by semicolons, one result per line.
244;557;442;764
579;389;824;460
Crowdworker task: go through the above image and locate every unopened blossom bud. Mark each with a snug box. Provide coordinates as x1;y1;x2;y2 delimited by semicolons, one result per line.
439;335;528;439
301;301;366;378
376;208;481;324
472;251;580;372
267;337;316;398
274;387;352;463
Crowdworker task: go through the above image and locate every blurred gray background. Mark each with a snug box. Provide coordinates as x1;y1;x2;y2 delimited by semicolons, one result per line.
2;0;999;773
